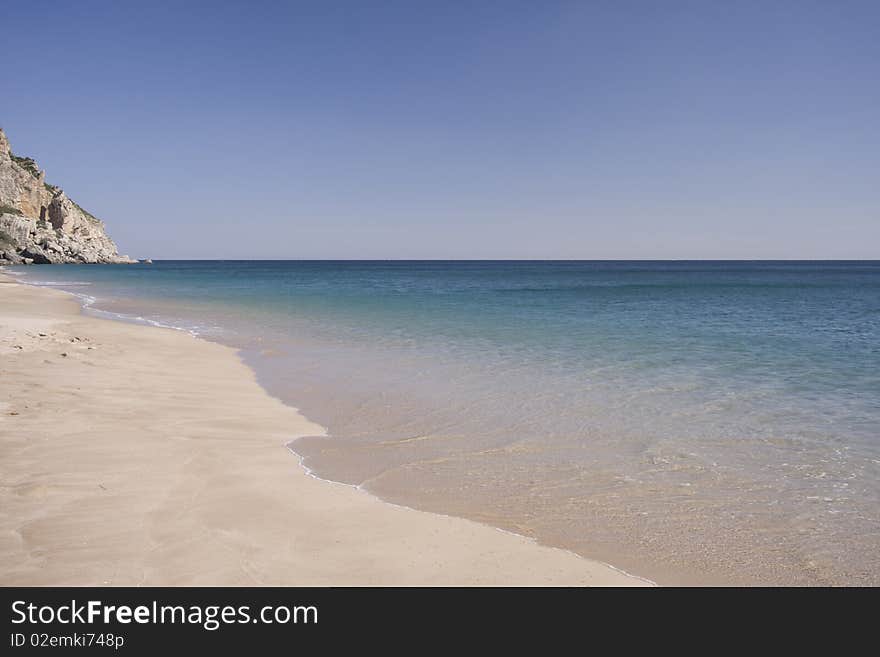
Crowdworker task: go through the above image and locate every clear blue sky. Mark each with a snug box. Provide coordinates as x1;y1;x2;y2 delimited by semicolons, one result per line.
4;1;878;259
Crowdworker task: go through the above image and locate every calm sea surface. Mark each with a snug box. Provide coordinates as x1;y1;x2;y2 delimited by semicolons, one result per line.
16;261;880;584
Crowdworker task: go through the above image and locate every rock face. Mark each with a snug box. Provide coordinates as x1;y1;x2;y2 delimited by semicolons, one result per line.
0;128;134;265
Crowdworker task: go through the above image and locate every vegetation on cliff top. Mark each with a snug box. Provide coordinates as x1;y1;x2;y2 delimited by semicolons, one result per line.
10;154;40;178
72;199;101;224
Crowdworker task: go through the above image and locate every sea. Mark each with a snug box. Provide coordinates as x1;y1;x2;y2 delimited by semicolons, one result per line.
12;260;880;585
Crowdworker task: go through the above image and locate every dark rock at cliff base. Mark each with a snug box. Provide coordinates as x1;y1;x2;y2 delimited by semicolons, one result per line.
20;244;52;264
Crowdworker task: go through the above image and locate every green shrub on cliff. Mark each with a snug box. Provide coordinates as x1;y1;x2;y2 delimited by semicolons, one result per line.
0;203;22;216
10;154;40;178
72;200;100;223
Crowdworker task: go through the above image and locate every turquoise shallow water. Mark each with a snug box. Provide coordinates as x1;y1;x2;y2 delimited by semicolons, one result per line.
15;261;880;584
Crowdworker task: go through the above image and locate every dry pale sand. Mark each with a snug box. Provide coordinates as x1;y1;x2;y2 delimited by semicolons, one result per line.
0;273;647;586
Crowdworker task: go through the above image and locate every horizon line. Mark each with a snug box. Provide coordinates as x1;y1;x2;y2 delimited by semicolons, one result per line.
107;258;880;262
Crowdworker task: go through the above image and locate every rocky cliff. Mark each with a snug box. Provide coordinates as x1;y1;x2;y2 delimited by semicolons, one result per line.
0;128;134;265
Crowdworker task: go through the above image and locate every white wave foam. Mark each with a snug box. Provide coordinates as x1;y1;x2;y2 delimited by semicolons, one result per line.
83;305;204;337
17;278;207;338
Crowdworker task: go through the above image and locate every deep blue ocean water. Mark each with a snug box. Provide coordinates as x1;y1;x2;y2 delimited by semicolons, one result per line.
15;261;880;584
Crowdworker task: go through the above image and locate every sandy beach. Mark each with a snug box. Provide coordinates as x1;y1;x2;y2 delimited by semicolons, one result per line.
0;273;645;586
